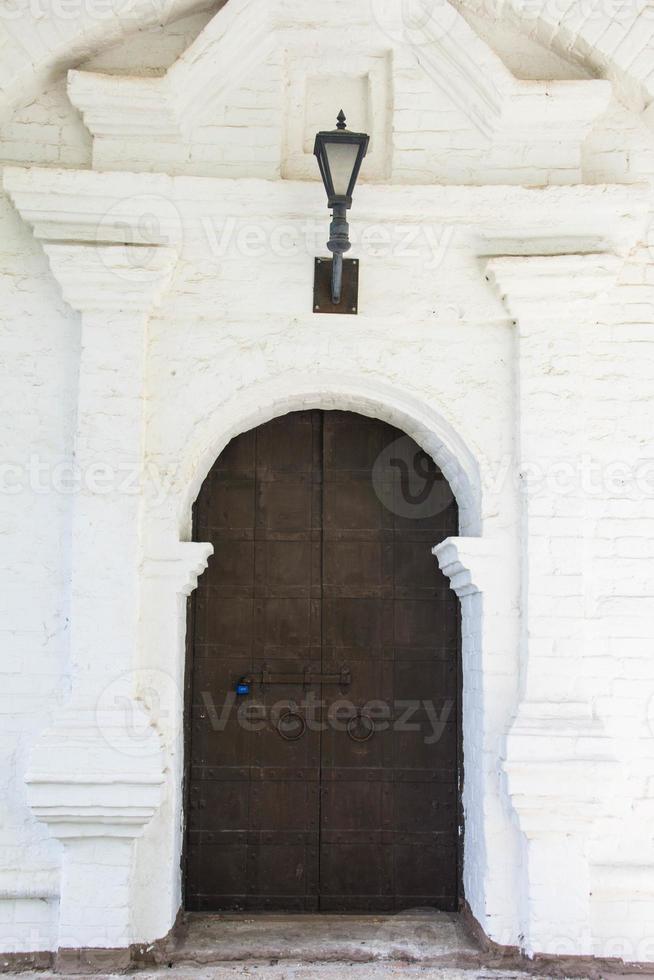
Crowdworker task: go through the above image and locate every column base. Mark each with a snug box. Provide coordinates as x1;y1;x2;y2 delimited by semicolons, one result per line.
503;700;619;956
55;946;132;975
25;706;165;952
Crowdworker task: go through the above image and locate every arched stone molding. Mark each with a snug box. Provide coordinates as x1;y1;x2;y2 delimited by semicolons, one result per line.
133;369;525;945
173;372;483;538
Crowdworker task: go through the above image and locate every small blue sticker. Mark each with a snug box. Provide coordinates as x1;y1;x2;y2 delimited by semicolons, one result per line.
235;682;250;696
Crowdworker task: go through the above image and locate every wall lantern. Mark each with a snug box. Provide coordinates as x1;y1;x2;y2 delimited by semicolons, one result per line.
313;110;370;314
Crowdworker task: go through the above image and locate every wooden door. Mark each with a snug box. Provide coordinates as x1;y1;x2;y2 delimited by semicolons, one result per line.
185;410;460;912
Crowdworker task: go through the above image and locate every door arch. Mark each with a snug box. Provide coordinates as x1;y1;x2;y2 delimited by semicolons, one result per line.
184;409;461;912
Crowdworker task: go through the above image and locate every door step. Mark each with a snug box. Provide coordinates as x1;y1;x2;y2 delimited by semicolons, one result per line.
156;912;483;968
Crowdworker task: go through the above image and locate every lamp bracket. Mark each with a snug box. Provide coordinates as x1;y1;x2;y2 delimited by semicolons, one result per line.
313;257;359;315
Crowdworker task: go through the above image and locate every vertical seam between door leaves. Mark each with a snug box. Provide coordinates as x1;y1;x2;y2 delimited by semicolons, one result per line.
317;409;325;910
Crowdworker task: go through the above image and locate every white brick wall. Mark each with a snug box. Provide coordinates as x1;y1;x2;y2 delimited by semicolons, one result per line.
0;0;653;966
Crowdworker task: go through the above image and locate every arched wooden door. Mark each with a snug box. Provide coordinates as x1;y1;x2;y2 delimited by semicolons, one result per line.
185;410;460;912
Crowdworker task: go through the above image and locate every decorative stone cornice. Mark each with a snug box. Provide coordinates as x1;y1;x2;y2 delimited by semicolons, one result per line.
67;0;275;146
503;700;619;837
142;541;213;596
2;167;181;314
63;0;611;175
25;707;165;840
68;72;181;142
412;10;611;145
433;536;499;597
43;243;178;315
163;0;277;138
1;166;179;244
486;253;622;323
3;166;648;254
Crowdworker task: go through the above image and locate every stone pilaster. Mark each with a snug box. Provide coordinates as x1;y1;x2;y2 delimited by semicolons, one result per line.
24;243;178;954
486;254;621;956
0;176;206;955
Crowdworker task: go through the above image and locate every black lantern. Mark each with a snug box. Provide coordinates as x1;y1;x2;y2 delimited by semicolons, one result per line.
313;110;370;310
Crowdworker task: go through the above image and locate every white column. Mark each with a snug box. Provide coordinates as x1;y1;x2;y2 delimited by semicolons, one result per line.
486;254;620;956
24;244;178;958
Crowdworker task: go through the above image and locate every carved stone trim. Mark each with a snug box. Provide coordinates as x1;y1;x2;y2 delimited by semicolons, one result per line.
142;541;213;596
486;253;622;322
412;11;610;146
25;707;165;841
3;166;648;253
503;701;619;837
2;167;181;314
67;0;276;144
43;243;178;315
2;166;179;244
434;536;498;597
64;0;610;174
68;71;181;141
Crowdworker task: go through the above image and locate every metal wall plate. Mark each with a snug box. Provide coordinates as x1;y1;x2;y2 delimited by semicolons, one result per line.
313;257;359;315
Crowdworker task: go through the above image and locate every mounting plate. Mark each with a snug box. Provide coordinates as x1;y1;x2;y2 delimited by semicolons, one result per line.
313;257;359;315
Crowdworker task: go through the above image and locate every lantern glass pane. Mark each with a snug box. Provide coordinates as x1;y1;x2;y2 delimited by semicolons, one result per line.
324;140;360;197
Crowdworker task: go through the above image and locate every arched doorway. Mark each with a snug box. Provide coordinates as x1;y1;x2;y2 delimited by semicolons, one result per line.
184;410;461;912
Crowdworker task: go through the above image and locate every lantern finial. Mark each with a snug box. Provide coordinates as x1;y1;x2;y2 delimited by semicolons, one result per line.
336;110;347;130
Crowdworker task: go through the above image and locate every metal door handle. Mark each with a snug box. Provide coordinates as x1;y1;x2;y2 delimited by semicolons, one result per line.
347;710;375;742
276;710;306;741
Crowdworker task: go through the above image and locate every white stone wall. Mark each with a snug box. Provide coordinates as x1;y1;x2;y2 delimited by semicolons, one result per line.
0;0;653;966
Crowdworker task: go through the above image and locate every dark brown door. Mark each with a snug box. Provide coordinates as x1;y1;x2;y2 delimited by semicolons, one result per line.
185;410;460;912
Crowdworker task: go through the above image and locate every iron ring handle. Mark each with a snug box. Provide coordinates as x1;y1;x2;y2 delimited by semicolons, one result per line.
276;710;306;741
347;710;375;742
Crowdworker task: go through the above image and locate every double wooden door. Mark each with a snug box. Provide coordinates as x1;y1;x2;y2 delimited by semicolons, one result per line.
185;410;460;912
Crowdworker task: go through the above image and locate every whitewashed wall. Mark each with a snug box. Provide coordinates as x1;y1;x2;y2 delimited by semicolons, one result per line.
0;0;653;967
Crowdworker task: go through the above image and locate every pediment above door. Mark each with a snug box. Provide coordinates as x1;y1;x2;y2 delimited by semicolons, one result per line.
66;0;612;184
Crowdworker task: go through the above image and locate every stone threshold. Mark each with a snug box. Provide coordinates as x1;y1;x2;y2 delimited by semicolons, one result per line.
3;911;653;977
155;911;482;969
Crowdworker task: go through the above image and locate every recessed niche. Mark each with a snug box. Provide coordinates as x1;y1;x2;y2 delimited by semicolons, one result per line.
283;49;391;182
303;74;371;153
